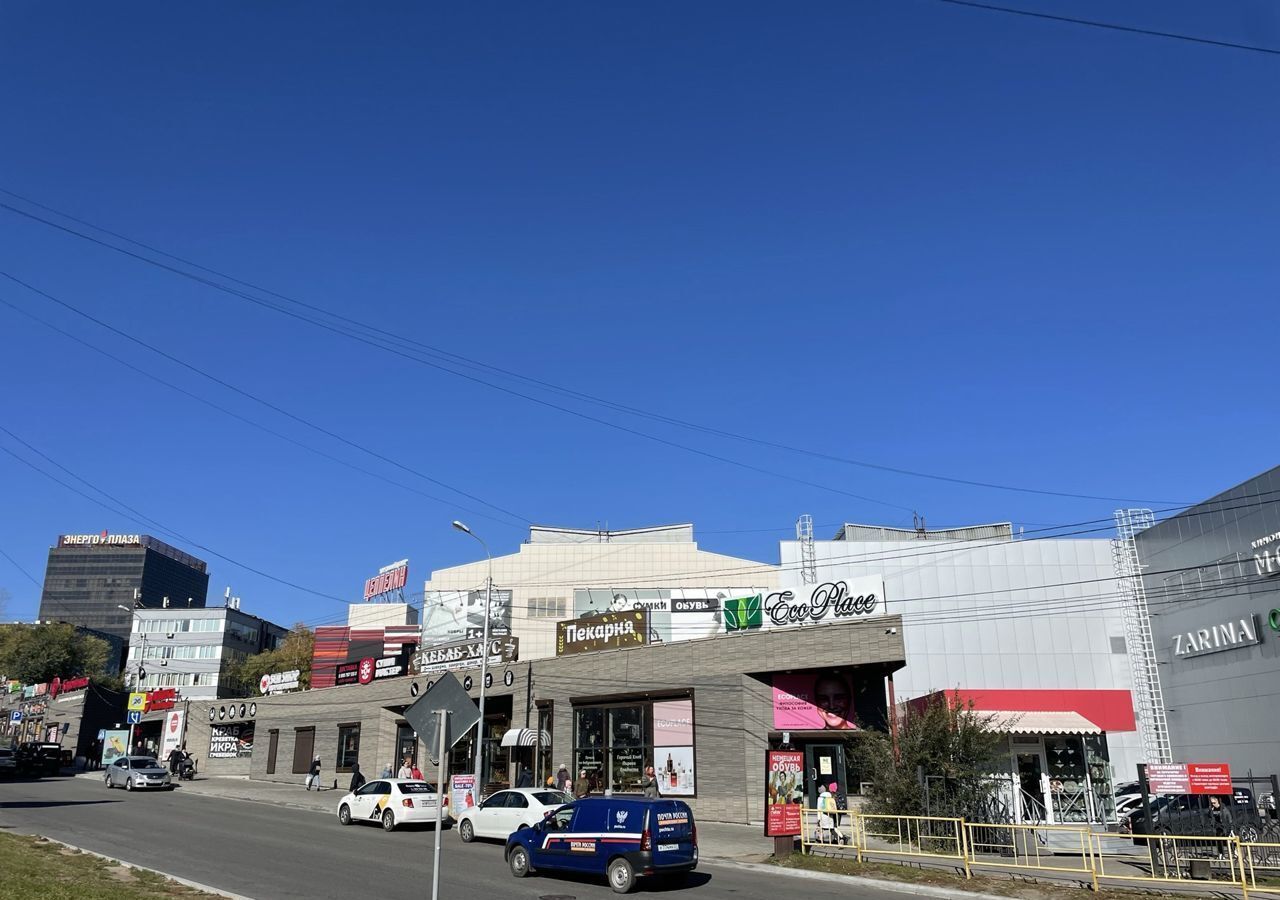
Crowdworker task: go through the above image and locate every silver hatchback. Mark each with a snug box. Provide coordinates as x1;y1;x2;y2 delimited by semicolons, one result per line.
105;756;172;791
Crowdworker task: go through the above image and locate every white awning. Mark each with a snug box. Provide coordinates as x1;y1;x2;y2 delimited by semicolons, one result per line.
987;711;1101;735
500;728;551;748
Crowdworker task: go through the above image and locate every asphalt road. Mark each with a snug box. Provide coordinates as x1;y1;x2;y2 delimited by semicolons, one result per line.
0;775;879;900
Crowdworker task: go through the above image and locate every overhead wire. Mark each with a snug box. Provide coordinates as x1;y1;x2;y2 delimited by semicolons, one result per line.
0;191;1181;506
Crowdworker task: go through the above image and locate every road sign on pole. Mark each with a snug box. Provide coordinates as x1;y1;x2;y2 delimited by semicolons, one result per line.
403;672;479;762
9;710;20;723
126;711;142;725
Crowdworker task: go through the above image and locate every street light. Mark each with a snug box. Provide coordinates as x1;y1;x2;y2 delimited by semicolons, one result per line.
452;520;492;791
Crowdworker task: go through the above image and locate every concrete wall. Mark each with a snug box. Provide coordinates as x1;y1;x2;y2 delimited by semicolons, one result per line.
206;615;904;823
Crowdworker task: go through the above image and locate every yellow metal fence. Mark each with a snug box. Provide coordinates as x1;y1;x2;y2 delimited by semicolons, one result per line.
794;811;1280;895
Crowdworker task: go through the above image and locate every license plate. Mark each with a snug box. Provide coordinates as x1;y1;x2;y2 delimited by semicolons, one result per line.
658;843;680;851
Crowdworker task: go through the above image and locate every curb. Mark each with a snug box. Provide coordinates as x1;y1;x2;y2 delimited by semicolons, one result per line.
722;860;1013;900
30;835;258;900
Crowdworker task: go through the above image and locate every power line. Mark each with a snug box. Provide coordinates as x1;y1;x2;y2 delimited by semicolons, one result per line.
0;294;528;533
934;0;1280;56
0;271;533;529
0;191;1180;506
0;543;41;588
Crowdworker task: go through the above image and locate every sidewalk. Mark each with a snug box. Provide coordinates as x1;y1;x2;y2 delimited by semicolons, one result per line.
75;772;778;862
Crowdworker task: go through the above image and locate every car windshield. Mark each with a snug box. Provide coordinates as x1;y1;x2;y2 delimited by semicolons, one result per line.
133;758;160;768
534;791;574;806
399;782;438;794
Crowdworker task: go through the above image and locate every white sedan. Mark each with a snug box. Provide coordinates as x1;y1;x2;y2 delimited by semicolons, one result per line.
336;778;447;832
456;787;575;842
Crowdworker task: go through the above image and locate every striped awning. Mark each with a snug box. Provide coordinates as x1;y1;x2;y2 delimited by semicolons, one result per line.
988;711;1102;735
500;728;551;747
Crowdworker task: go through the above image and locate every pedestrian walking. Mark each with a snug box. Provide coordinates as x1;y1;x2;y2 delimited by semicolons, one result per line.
305;755;321;790
349;762;366;793
397;756;413;779
410;763;423;780
515;764;533;788
555;763;571;792
641;765;660;799
167;745;185;776
573;768;590;798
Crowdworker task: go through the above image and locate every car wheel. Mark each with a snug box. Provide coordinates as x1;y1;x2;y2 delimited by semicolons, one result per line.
608;857;636;894
105;774;113;788
459;819;474;843
338;804;352;826
508;845;531;878
125;778;134;792
382;809;396;832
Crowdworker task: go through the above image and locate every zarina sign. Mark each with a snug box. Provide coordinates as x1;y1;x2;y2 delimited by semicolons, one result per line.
364;560;409;601
556;609;648;657
409;636;519;675
1173;615;1261;659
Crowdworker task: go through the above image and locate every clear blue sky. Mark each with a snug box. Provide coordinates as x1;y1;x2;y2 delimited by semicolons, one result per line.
1;2;1276;629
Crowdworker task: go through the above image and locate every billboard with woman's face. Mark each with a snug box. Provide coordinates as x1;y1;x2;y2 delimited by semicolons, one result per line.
772;670;887;730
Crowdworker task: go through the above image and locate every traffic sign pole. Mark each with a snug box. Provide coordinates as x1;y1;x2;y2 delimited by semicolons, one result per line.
431;709;448;900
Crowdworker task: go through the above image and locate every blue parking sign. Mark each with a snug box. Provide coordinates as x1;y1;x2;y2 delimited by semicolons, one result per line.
8;710;20;723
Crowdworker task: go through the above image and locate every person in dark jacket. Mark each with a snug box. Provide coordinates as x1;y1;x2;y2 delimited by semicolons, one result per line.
641;765;660;799
515;765;533;788
349;763;366;793
306;756;321;791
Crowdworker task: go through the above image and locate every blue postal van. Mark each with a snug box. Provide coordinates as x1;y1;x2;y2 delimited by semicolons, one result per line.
505;796;698;893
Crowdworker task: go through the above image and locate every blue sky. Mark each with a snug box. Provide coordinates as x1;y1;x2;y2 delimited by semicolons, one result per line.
1;2;1276;629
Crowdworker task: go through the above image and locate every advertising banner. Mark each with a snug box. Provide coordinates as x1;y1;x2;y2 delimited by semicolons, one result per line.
765;751;804;836
102;729;129;767
421;589;513;645
772;671;887;731
335;653;409;687
260;670;301;695
1146;762;1233;795
653;699;695;796
146;688;177;712
364;559;409;601
160;710;185;760
573;587;764;645
556;609;648;657
409;636;519;676
450;774;477;818
209;722;254;759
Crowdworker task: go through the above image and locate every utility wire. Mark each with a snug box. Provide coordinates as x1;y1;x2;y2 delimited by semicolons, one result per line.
935;0;1280;56
0;191;1179;505
0;543;42;588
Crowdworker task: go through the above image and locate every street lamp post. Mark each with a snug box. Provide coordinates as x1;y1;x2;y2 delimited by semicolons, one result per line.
118;604;144;755
451;520;492;792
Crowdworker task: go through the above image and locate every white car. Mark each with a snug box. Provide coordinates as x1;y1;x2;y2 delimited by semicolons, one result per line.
104;756;172;790
336;778;447;832
455;787;575;843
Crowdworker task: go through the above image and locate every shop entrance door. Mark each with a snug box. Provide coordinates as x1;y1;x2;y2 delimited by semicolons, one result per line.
804;743;847;808
1016;751;1048;823
396;723;417;775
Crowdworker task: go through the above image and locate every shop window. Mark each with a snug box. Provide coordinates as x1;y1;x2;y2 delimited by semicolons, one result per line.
574;702;657;795
337;723;360;773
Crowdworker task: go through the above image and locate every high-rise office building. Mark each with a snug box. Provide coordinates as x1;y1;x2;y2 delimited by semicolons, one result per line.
38;532;210;643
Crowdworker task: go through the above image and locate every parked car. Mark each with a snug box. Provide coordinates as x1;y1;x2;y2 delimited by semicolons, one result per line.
335;778;447;832
15;741;63;776
0;747;16;777
505;797;698;894
1127;790;1259;843
456;788;574;843
104;756;173;790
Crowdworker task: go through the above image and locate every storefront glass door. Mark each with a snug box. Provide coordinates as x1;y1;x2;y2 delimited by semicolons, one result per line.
1016;751;1048;823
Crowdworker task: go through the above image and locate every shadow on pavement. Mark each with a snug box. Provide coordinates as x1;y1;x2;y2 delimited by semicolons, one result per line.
524;870;711;893
0;799;123;810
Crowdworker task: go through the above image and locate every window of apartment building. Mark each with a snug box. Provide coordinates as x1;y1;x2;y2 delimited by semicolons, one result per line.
527;596;568;618
136;618;223;634
337;724;361;773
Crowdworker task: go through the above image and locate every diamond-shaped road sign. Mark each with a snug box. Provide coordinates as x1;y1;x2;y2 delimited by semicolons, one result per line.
403;671;479;763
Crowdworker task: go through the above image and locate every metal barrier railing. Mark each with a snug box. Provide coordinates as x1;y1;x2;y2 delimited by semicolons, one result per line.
1090;831;1244;889
1241;841;1280;897
965;823;1096;889
799;807;854;853
858;813;970;877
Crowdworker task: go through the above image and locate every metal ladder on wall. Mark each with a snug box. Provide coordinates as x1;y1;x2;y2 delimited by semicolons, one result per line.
1112;509;1172;764
797;514;817;584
